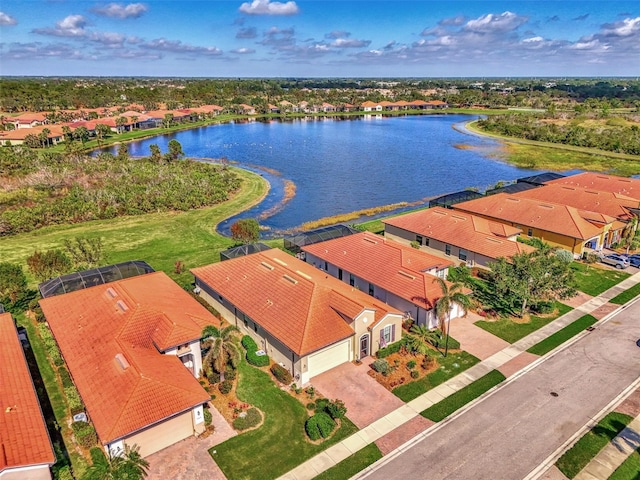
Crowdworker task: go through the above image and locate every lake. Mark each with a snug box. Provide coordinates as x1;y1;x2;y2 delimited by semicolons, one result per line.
100;114;549;235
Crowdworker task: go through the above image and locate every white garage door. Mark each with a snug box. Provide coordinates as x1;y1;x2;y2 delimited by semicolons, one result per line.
125;410;194;457
307;340;350;380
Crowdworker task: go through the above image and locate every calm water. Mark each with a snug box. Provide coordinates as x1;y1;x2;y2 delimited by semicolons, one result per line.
101;115;549;235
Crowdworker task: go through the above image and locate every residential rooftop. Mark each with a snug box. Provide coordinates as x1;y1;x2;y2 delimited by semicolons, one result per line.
547;172;640;201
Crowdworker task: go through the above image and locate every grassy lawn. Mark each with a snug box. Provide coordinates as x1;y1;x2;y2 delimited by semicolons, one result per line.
571;263;630;297
475;302;573;344
527;315;598;356
609;283;640;305
555;412;634;479
609;447;640;480
211;359;359;480
421;370;506;422
312;443;383;480
0;167;267;289
392;351;480;402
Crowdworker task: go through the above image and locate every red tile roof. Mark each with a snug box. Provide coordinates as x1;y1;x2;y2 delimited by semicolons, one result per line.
302;232;455;310
383;207;536;260
547;172;640;201
454;194;613;240
39;272;216;444
0;313;55;472
191;249;401;356
515;184;639;221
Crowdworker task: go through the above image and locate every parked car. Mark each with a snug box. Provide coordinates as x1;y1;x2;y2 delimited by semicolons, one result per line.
626;254;640;268
600;254;630;269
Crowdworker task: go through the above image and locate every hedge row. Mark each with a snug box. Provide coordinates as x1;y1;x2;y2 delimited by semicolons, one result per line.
37;323;65;367
64;385;85;416
305;412;335;441
270;363;293;384
242;335;270;367
58;366;74;389
71;421;97;448
376;341;403;359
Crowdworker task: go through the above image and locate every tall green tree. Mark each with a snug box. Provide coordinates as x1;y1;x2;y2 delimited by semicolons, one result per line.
74;126;90;145
433;277;472;357
166;139;183;161
95;124;111;146
201;325;240;381
149;144;162;162
82;445;149;480
489;249;576;317
26;250;73;282
0;262;27;303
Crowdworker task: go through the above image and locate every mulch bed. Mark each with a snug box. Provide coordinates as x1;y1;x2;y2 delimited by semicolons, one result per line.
367;351;439;391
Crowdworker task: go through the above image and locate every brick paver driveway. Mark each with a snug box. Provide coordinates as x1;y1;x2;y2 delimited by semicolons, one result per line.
310;358;404;429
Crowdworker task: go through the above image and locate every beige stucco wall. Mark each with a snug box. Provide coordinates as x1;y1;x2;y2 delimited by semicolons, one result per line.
0;465;52;480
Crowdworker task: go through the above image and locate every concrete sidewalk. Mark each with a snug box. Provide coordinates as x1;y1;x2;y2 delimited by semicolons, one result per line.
574;414;640;480
277;271;640;480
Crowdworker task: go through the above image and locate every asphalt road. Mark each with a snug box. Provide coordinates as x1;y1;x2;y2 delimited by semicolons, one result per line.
362;299;640;480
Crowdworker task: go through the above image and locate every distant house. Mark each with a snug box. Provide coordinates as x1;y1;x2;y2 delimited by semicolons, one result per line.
39;272;217;458
321;102;336;113
0;312;55;480
0;125;64;146
453;193;617;256
360;101;382;112
238;104;256;115
408;100;429;110
302;232;462;329
7;112;47;129
339;103;356;112
268;104;280;114
192;249;403;384
425;100;448;109
383;206;536;268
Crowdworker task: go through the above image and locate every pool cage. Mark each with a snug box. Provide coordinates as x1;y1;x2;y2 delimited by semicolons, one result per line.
38;260;155;298
428;190;484;209
220;243;271;261
284;224;359;253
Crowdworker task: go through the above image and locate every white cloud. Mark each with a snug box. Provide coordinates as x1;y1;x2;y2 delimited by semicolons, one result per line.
92;3;148;19
464;11;527;33
231;47;255;54
239;0;299;16
329;38;370;48
0;11;17;26
140;38;223;56
601;16;640;37
522;36;543;43
34;14;88;37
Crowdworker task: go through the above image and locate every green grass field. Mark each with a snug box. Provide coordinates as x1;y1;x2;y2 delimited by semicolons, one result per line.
609;447;640;480
475;302;573;344
571;263;630;297
313;443;383;480
0;167;268;288
527;315;598;356
421;370;506;422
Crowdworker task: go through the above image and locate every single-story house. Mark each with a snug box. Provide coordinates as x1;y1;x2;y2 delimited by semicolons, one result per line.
0;125;64;146
546;172;640;202
238;104;256;115
383;206;536;268
453;193;616;257
425;100;448;109
302;232;464;329
360;101;382;112
0;313;55;480
6;112;48;129
192;249;403;384
39;272;218;458
321;103;336;112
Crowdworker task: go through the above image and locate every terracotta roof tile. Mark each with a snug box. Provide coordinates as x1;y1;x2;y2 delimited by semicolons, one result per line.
546;172;640;202
383;207;536;260
191;249;400;356
302;232;454;310
0;313;55;472
39;272;216;444
454;194;612;240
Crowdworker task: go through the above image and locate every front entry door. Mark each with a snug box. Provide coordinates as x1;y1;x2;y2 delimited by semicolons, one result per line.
359;334;369;359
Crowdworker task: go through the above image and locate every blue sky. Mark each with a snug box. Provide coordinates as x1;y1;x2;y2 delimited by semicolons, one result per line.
1;1;639;77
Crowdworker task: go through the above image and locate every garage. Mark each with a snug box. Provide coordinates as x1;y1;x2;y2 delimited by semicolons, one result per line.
306;339;351;382
124;410;195;457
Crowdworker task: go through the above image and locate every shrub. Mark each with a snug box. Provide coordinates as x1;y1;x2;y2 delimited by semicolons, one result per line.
306;386;315;399
326;399;347;420
203;407;212;426
555;249;574;264
314;398;330;413
241;335;258;351
584;252;599;264
371;359;390;376
270;363;293;384
306;402;316;410
208;372;221;384
406;360;417;370
246;349;270;367
410;240;420;249
233;407;261;431
71;421;97;448
531;301;555;314
224;370;237;381
376;341;403;359
411;370;420;379
58;367;74;388
305;412;336;440
218;380;233;394
210;394;216;400
64;386;84;416
56;466;74;480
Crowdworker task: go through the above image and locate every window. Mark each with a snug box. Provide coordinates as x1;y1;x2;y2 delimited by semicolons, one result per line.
416;235;423;245
324;261;328;271
528;228;533;237
445;244;451;256
459;249;467;261
380;324;395;346
243;316;248;328
253;322;258;333
338;268;343;281
349;274;355;287
368;283;374;296
424;237;430;247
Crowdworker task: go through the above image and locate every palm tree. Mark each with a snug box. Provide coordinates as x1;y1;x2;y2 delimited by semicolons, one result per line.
409;324;441;352
201;325;240;381
433;277;472;357
82;444;149;480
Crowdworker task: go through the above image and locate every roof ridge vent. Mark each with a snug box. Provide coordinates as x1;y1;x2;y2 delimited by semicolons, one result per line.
115;353;130;370
363;237;377;244
260;261;275;270
106;287;117;298
398;270;416;280
116;300;129;312
451;214;467;221
273;257;287;266
295;270;312;280
283;274;298;285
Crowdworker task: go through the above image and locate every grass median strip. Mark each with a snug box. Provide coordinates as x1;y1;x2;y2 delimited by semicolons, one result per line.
420;370;506;422
609;447;640;480
527;315;598;356
555;412;633;479
312;443;383;480
609;283;640;305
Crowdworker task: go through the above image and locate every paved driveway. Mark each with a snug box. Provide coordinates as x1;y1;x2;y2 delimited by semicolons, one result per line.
310;358;404;429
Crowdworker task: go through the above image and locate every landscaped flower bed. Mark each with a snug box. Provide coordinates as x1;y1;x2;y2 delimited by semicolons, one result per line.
368;351;439;390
